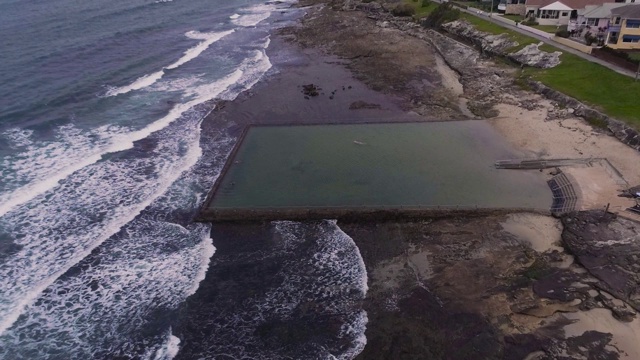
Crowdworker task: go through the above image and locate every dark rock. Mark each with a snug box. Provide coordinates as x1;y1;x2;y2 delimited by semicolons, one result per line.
533;269;583;302
561;211;640;313
302;83;320;97
349;100;381;110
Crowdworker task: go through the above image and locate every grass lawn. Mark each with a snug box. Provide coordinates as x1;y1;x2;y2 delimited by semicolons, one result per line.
627;52;640;62
403;0;439;18
502;14;523;22
460;14;539;51
458;12;640;127
531;24;560;33
392;2;640;127
525;52;640;128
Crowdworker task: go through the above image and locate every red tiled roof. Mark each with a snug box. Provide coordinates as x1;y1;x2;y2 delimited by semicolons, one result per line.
526;0;615;10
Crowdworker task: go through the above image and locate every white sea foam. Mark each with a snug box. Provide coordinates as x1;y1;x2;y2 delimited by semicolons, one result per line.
230;13;240;19
150;75;200;93
186;235;216;296
155;333;181;360
0;38;273;344
0;124;128;216
1;31;266;219
0;39;242;218
218;38;273;100
2;128;34;148
149;329;182;360
0;118;231;355
190;220;368;358
0;118;205;337
105;29;234;97
167;30;235;70
231;3;276;27
106;70;165;96
333;311;368;360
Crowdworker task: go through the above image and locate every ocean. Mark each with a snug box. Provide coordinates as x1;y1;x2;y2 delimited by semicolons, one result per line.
0;0;368;358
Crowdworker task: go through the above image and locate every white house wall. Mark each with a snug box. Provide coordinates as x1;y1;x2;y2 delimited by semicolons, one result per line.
537;13;571;25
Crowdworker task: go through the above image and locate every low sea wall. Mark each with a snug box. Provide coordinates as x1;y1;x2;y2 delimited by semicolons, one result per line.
529;81;640;152
437;19;640;154
552;36;593;54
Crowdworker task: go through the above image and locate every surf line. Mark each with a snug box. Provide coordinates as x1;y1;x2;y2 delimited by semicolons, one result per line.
0;45;275;335
106;29;235;97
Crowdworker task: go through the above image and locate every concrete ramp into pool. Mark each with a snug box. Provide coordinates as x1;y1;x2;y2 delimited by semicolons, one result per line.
197;122;552;222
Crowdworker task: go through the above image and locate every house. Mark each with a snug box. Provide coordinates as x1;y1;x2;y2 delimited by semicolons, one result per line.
577;2;627;27
606;4;640;48
523;0;630;25
503;0;527;16
570;3;627;32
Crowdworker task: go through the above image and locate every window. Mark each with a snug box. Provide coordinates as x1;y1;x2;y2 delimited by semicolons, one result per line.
540;10;559;19
626;19;640;28
587;18;598;26
562;12;569;16
614;17;622;25
622;34;640;42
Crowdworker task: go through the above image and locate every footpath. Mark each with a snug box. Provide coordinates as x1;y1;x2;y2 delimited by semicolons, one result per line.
444;2;638;78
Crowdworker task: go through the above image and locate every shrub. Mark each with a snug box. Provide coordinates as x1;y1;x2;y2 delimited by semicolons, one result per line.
421;3;460;28
584;31;597;46
392;3;416;16
585;116;609;130
601;46;640;64
521;18;538;26
421;0;432;7
555;29;570;38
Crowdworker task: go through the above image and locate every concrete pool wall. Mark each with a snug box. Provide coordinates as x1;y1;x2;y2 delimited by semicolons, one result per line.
198;121;553;222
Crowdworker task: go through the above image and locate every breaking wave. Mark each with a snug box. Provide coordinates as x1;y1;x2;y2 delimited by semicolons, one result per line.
0;36;273;357
105;30;235;97
175;220;368;359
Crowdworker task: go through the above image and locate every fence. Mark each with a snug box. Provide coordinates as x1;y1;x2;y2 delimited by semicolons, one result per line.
598;158;629;187
495;157;597;169
496;157;629;188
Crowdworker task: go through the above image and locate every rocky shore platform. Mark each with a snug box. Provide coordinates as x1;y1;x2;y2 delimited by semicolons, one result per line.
184;0;640;358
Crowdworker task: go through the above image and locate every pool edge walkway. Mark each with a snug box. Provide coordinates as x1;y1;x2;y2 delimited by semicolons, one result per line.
195;206;550;223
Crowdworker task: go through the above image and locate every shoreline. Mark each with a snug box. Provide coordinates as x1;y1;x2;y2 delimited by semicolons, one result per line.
182;1;640;358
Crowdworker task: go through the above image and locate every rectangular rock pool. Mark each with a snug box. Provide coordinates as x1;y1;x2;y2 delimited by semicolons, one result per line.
198;121;552;221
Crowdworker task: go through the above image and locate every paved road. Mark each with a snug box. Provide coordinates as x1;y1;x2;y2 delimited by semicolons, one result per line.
452;4;638;78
